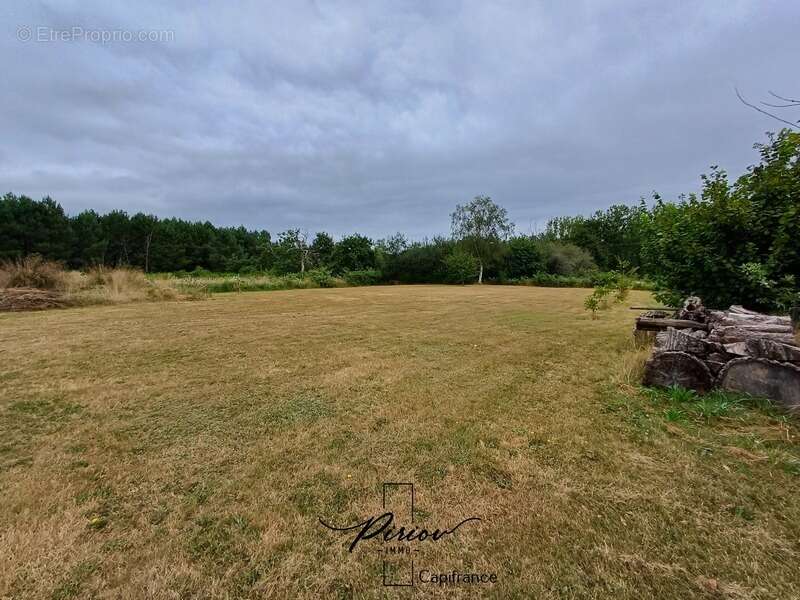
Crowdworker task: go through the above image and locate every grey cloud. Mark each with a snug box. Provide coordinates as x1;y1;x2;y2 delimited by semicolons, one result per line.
1;0;798;239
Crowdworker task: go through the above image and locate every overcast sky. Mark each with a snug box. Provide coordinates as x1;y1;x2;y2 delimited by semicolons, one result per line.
1;1;797;239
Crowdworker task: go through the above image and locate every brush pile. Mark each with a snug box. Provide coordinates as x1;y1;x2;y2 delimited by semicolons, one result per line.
639;297;800;411
0;287;67;311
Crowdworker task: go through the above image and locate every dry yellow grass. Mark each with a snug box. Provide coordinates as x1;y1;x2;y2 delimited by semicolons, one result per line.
0;259;189;310
1;286;798;599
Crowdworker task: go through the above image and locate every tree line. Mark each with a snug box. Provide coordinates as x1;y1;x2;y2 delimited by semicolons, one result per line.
1;129;798;310
0;193;628;282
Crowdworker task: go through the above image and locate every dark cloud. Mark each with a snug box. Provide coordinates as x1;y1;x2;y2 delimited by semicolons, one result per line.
1;1;797;239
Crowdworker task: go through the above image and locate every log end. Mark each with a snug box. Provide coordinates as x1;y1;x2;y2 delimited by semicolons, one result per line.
719;358;800;412
643;351;714;394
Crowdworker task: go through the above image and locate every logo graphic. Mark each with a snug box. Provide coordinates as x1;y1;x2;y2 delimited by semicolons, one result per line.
319;482;485;587
17;26;32;42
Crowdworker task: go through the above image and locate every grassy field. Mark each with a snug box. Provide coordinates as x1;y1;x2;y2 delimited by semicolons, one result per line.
1;286;799;599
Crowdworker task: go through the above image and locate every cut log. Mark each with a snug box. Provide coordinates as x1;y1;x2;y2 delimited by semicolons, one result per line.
720;339;800;361
643;351;714;393
709;311;791;326
723;342;749;356
633;329;657;347
636;317;709;332
744;338;800;363
718;358;800;412
712;322;793;333
707;326;797;346
707;360;727;375
708;352;734;363
676;296;707;323
655;327;720;356
638;299;800;405
706;350;733;376
729;305;764;316
641;310;671;319
688;329;708;339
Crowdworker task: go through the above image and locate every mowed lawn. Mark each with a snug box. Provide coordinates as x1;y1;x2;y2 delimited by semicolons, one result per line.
1;286;799;599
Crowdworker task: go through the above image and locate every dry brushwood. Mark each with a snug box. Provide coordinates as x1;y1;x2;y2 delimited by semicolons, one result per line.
0;288;67;311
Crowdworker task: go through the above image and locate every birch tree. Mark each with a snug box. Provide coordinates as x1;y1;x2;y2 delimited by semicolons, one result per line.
450;195;513;284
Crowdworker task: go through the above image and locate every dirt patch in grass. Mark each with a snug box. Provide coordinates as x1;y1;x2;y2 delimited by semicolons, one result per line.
1;286;798;598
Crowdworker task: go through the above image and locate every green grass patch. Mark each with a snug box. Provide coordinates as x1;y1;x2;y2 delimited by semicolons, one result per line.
51;561;99;600
8;399;82;420
187;514;259;566
262;392;334;427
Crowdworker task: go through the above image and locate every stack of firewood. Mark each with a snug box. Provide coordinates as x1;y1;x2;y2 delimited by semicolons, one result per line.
639;298;800;411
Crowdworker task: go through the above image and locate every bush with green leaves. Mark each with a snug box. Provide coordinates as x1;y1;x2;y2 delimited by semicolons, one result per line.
643;129;800;311
306;267;335;288
443;249;479;284
385;239;454;283
342;269;382;286
543;203;650;271
538;241;597;276
332;234;376;274
584;264;636;318
509;273;595;288
505;236;546;278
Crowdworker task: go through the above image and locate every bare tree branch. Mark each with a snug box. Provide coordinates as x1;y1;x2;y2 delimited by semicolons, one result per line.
768;90;800;104
736;87;798;129
761;101;800;108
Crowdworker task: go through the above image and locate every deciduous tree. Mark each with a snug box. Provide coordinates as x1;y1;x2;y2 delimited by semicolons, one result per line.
451;195;513;283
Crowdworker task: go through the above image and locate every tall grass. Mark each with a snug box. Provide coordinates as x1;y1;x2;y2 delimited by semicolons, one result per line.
0;255;69;290
71;267;181;305
154;271;348;294
0;257;190;310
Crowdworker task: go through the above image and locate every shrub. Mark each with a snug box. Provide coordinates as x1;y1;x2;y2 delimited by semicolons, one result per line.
0;255;69;290
388;240;454;283
190;266;216;279
307;267;335;288
643;130;800;311
332;235;376;273
505;236;546;278
536;241;597;276
444;249;479;284
507;273;594;288
343;269;382;286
